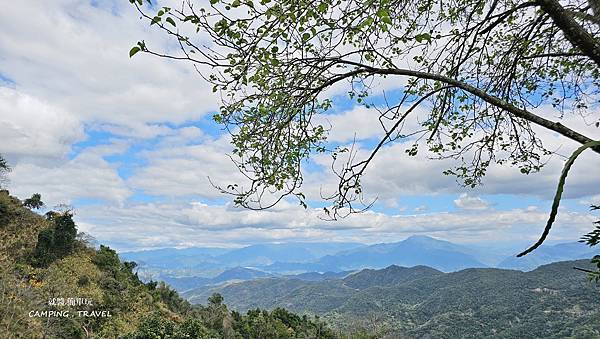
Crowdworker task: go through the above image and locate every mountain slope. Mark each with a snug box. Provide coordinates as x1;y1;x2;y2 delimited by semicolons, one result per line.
184;265;443;311
185;260;600;338
342;265;443;289
1;190;201;337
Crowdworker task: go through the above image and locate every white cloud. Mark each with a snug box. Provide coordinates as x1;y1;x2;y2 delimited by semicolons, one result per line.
128;135;243;199
316;106;385;143
0;0;218;135
454;194;490;211
7;142;132;206
311;122;600;202
0;88;84;161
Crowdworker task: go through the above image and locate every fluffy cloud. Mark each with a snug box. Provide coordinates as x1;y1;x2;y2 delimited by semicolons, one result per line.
8;142;132;206
454;194;491;211
0;0;217;135
310;115;600;202
127;134;243;199
0;88;84;161
316;106;385;143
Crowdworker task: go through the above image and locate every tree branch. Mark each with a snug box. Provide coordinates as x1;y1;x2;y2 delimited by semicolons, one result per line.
323;62;600;154
538;0;600;67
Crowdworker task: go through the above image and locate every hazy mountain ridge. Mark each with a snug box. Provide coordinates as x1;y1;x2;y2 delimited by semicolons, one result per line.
158;266;275;292
159;267;358;292
122;235;596;293
313;236;487;272
498;241;597;271
121;241;365;281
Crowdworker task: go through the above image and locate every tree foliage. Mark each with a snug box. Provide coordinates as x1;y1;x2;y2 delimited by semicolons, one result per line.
32;210;78;267
130;0;599;251
0;154;10;189
579;204;600;280
23;193;44;210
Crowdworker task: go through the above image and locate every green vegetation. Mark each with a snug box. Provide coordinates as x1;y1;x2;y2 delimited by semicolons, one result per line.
580;204;600;281
32;210;78;267
23;193;44;210
186;263;600;338
0;190;338;338
0;154;10;189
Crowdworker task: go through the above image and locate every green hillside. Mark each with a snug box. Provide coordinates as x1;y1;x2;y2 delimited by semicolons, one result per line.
186;261;600;338
0;190;338;338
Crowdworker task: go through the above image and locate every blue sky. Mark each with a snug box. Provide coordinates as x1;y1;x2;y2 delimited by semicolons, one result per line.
0;0;598;251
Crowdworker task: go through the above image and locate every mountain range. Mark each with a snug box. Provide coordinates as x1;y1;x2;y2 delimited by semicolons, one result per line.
183;260;600;338
121;235;597;292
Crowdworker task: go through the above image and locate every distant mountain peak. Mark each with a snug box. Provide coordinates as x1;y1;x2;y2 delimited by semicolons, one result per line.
404;235;440;242
406;235;435;240
214;266;272;281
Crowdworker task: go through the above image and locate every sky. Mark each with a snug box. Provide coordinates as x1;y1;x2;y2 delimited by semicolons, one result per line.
1;0;599;252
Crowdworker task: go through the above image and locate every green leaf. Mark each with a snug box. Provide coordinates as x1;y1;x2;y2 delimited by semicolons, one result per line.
165;17;176;27
375;9;391;25
151;16;161;25
129;46;141;58
376;9;389;18
359;17;374;29
415;33;432;43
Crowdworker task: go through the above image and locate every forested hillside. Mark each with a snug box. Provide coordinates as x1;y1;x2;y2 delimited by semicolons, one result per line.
187;261;600;338
0;190;338;338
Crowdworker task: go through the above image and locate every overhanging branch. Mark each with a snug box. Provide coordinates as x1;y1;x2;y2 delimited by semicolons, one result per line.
538;0;600;67
321;61;600;154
